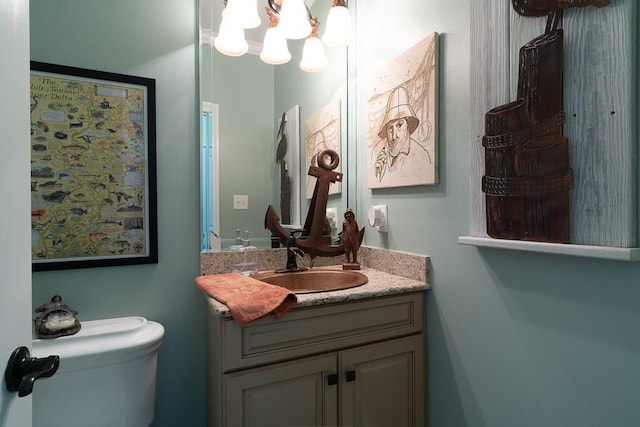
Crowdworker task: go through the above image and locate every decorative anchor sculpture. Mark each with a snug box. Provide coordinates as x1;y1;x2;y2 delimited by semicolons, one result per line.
34;295;81;339
265;148;364;262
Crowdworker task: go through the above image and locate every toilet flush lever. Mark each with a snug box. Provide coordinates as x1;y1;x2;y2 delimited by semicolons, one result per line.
4;346;59;397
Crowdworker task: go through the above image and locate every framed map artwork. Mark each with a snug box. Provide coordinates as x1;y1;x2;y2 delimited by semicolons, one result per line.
30;62;158;271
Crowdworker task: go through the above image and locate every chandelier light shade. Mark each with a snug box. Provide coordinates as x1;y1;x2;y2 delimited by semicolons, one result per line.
299;18;327;72
260;8;292;64
277;0;312;40
214;19;249;56
261;27;292;64
213;0;351;71
322;0;352;47
222;0;261;29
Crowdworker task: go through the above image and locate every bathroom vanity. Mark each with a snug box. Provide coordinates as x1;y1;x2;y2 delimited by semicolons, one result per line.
203;266;429;427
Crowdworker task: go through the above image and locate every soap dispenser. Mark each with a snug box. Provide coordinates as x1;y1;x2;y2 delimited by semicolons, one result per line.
231;230;258;276
241;230;250;247
229;228;243;252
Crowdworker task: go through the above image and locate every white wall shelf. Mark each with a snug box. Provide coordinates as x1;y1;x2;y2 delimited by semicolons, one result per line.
458;236;640;262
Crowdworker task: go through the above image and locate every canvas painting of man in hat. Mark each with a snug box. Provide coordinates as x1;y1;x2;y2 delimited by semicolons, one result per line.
366;33;438;189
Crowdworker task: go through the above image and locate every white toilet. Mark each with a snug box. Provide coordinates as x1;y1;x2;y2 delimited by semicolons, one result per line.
31;316;165;427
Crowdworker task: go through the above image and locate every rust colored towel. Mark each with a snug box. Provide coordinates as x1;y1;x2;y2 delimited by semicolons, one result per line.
195;273;297;326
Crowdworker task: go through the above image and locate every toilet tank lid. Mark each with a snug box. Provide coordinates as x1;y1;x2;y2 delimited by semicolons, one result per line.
32;316;165;360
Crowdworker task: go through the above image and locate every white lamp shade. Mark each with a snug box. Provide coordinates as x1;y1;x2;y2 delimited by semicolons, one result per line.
214;19;248;57
222;0;261;29
299;36;328;72
277;0;312;40
322;5;352;47
260;27;292;65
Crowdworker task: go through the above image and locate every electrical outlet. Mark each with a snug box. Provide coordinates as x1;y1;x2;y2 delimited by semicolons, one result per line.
325;207;338;231
368;205;388;232
233;195;248;210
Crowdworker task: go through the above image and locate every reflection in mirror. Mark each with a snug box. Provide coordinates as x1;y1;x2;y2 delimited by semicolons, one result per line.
199;0;350;251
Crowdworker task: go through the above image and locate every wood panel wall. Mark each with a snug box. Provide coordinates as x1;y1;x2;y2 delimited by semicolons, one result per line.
469;0;637;247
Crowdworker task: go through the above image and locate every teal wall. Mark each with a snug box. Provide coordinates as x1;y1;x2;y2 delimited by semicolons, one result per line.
210;53;276;243
29;0;205;426
27;0;640;427
355;1;640;426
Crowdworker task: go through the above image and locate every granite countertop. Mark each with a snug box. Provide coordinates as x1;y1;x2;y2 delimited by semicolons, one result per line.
204;266;430;319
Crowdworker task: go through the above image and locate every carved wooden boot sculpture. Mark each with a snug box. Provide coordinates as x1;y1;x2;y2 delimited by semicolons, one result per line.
482;2;610;243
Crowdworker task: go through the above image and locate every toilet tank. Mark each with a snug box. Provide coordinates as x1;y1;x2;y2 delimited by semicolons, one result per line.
32;316;165;427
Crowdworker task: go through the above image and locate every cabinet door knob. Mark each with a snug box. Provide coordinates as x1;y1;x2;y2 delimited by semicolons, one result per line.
327;373;338;385
345;370;356;382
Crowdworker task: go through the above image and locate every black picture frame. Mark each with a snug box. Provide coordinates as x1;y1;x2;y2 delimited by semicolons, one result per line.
30;61;158;271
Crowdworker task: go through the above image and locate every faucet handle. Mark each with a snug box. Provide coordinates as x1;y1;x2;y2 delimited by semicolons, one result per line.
291;248;305;259
275;234;308;273
285;233;299;249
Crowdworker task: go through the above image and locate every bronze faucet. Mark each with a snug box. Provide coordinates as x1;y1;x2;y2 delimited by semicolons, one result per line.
275;234;307;273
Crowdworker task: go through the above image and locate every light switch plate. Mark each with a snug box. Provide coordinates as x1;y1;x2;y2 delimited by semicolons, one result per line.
233;195;248;210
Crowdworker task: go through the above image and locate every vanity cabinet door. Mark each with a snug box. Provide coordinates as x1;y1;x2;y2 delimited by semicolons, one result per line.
339;335;425;427
224;353;338;427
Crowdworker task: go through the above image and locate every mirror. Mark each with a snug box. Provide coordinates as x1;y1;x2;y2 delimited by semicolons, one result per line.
199;0;350;250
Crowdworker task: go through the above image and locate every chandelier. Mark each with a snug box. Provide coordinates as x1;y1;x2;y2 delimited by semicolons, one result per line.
213;0;352;72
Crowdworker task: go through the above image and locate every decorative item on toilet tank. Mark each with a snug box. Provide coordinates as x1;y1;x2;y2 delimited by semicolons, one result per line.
33;295;81;339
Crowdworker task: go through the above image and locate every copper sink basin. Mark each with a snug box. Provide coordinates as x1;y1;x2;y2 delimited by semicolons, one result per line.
254;269;368;293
